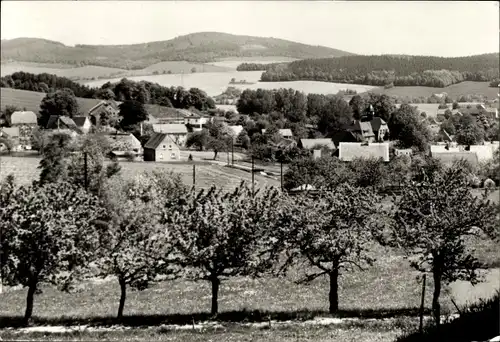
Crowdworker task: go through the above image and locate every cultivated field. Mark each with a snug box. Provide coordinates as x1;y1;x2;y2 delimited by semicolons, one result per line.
373;81;499;100
1;61;233;81
82;71;378;97
0;156;279;191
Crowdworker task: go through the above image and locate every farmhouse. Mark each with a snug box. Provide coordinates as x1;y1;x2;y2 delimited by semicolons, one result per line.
338;142;390;162
0;127;21;150
88;100;120;127
262;128;293;139
6;111;38;149
152;124;188;146
72;116;92;134
46;115;82;134
184;115;210;128
299;138;336;150
104;132;143;159
468;142;499;162
144;133;181;162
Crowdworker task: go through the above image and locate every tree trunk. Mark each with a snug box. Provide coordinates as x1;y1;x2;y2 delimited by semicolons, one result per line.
117;276;126;320
211;277;220;316
24;281;37;326
213;150;218;160
329;268;339;314
432;261;442;328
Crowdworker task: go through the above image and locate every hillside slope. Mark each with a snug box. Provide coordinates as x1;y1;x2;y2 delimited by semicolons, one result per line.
1;32;354;70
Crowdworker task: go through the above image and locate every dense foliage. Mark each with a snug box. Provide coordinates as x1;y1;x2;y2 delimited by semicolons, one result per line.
261;54;499;87
386;163;499;327
1;72;96;97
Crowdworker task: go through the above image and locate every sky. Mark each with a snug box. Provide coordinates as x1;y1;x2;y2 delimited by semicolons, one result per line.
1;1;499;57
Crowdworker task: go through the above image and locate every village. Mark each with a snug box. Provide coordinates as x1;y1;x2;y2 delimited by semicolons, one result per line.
0;2;499;342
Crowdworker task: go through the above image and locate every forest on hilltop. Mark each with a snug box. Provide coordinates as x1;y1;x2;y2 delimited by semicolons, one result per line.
0;32;353;70
260;54;499;88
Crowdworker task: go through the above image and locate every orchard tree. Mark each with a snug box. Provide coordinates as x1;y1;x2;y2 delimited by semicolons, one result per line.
367;93;396;123
39;89;79;128
119;100;148;131
96;172;185;319
455;114;485;146
165;184;282;315
388;104;431;151
206;121;232;160
284;155;351;190
186;130;210;151
38;132;75;185
349;95;365;120
0;181;105;325
277;185;383;313
388;164;499;327
317;96;353;136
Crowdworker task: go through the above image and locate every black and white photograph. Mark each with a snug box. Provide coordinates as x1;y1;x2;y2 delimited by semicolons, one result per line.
0;1;499;341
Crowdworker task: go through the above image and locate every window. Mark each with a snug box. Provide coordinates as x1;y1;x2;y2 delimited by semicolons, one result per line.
162;145;166;149
168;145;172;150
171;153;176;159
159;153;163;160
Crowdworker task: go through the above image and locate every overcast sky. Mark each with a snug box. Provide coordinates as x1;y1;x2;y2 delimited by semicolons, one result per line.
1;1;498;57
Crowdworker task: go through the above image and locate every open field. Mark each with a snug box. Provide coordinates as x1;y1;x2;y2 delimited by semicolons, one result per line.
206;57;298;69
1;61;233;81
0;87;103;115
0;156;279;191
372;81;499;100
82;71;378;97
1;242;498;339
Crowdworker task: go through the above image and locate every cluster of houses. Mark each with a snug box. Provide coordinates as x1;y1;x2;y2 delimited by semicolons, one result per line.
1;96;498;168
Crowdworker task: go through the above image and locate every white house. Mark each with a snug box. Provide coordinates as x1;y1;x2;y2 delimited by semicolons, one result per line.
338;142;390;162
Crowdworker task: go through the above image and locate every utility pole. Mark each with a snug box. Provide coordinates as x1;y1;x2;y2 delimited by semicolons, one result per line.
231;139;234;165
84;152;88;191
193;164;196;188
419;274;427;334
280;158;283;192
251;155;255;197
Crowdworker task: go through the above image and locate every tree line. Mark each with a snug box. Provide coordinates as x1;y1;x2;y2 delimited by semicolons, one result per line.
1;134;498;329
260;54;499;87
0;72;216;110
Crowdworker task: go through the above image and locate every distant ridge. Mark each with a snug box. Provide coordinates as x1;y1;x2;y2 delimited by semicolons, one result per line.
1;32;355;70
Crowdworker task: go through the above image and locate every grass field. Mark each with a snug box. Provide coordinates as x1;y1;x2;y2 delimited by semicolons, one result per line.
372;81;498;100
1;61;233;81
0;87;104;116
82;71;378;97
0;156;280;191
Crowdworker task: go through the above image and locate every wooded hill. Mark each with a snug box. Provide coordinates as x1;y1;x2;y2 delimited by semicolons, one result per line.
0;32;354;70
260;54;499;88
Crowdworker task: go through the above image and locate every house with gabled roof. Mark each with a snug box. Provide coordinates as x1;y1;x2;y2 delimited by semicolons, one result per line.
8;111;37;126
144;133;181;162
261;128;293;140
46;116;82;135
431;151;479;168
72;116;92;134
152;124;188;146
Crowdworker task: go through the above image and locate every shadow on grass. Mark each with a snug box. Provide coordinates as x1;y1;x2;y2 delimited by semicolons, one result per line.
0;307;431;329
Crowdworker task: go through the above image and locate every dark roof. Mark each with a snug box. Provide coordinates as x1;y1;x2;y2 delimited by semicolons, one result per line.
144;133;177;149
46;115;79;131
72;116;89;127
144;104;192;119
369;117;387;132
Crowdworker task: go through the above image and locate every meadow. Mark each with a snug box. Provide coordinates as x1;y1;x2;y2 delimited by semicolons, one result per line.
0;155;280;191
373;81;498;100
82;71;378;97
1;61;233;81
